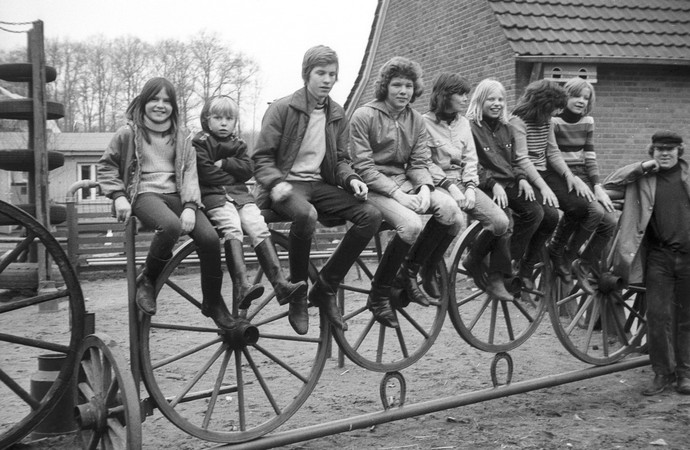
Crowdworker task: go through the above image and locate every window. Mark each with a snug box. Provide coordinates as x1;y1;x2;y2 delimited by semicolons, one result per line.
78;163;100;201
544;64;597;83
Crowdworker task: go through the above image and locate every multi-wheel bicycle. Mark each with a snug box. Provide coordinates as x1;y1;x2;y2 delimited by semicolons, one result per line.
0;195;648;448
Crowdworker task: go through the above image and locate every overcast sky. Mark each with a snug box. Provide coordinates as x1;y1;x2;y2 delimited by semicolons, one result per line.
0;0;378;129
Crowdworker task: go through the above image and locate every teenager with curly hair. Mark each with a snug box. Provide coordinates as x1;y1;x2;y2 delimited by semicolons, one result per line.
350;57;463;327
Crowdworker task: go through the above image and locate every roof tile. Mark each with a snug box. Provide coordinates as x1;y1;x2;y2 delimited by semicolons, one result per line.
488;0;690;61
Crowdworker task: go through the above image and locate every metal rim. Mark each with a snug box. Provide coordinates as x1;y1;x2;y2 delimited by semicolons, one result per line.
139;236;329;443
447;221;548;352
0;200;85;448
74;333;142;450
330;233;448;372
547;255;647;365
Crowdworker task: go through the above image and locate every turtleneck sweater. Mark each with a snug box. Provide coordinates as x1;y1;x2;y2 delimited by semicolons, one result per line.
552;108;599;183
139;118;176;194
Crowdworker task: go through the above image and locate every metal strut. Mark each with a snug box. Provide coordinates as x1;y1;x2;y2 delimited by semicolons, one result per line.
217;355;650;449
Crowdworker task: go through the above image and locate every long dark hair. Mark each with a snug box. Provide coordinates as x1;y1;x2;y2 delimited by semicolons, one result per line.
428;72;471;119
127;77;179;144
511;79;567;124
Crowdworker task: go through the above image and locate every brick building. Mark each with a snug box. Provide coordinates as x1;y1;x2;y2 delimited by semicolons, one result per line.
345;0;690;175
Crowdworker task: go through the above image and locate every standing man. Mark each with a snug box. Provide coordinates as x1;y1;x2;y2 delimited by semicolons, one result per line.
252;45;382;334
604;130;690;396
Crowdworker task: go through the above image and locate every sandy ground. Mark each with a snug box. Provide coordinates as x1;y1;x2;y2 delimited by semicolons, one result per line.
4;266;690;450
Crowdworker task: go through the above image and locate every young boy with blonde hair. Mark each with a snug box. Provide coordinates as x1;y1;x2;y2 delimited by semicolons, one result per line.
193;95;307;334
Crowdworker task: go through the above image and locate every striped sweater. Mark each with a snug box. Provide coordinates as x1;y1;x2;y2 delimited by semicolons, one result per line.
552;113;600;184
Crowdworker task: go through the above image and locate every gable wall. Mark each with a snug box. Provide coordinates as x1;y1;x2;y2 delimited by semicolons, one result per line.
352;0;518;113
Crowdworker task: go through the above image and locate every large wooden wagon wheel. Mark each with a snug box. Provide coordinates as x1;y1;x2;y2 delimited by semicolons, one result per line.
139;235;329;444
0;200;85;448
547;230;647;365
447;221;549;352
322;230;448;372
74;333;142;449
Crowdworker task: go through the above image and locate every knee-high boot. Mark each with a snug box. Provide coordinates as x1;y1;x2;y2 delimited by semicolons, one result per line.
548;217;578;283
287;230;312;333
462;230;513;301
420;232;454;298
225;239;264;309
308;229;372;331
368;234;411;328
397;218;451;306
200;273;237;330
570;224;605;294
255;238;308;334
136;253;171;316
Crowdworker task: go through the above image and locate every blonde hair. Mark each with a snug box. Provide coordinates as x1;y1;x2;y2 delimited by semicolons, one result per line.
563;77;595;116
466;79;509;125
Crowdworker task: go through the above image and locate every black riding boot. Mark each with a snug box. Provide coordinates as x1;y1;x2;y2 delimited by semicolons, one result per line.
309;229;372;331
570;225;602;294
396;218;451;307
255;238;308;334
287;230;312;334
368;234;411;328
462;230;513;301
225;239;264;309
548;217;578;283
420;232;454;298
200;274;237;330
136;254;170;315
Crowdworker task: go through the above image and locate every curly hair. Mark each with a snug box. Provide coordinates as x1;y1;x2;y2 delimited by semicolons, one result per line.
511;79;567;124
428;73;471;117
374;56;424;103
563;77;595;116
466;78;509;125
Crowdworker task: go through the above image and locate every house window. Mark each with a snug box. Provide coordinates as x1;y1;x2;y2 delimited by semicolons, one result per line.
544;64;597;83
78;163;100;201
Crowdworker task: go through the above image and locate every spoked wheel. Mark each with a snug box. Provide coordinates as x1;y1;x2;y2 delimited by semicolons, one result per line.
548;252;647;365
0;200;85;448
448;221;548;352
140;236;328;444
326;231;448;372
74;333;142;449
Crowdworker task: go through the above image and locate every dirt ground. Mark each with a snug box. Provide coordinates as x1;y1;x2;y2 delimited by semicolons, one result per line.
5;267;690;450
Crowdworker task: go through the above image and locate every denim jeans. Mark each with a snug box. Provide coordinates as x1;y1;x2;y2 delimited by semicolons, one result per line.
366;188;462;245
133;192;222;279
498;183;552;263
646;246;690;378
206;201;271;247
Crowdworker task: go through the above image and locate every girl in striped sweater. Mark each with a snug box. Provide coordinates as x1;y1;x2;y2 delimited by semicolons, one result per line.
551;78;616;292
509;80;593;288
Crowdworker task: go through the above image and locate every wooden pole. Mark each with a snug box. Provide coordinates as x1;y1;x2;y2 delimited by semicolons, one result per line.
28;20;53;291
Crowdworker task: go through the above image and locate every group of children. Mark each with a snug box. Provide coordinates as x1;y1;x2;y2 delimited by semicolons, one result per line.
97;45;614;336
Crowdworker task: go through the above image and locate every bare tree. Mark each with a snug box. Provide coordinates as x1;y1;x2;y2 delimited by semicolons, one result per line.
112;36;151;105
154;39;196;127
